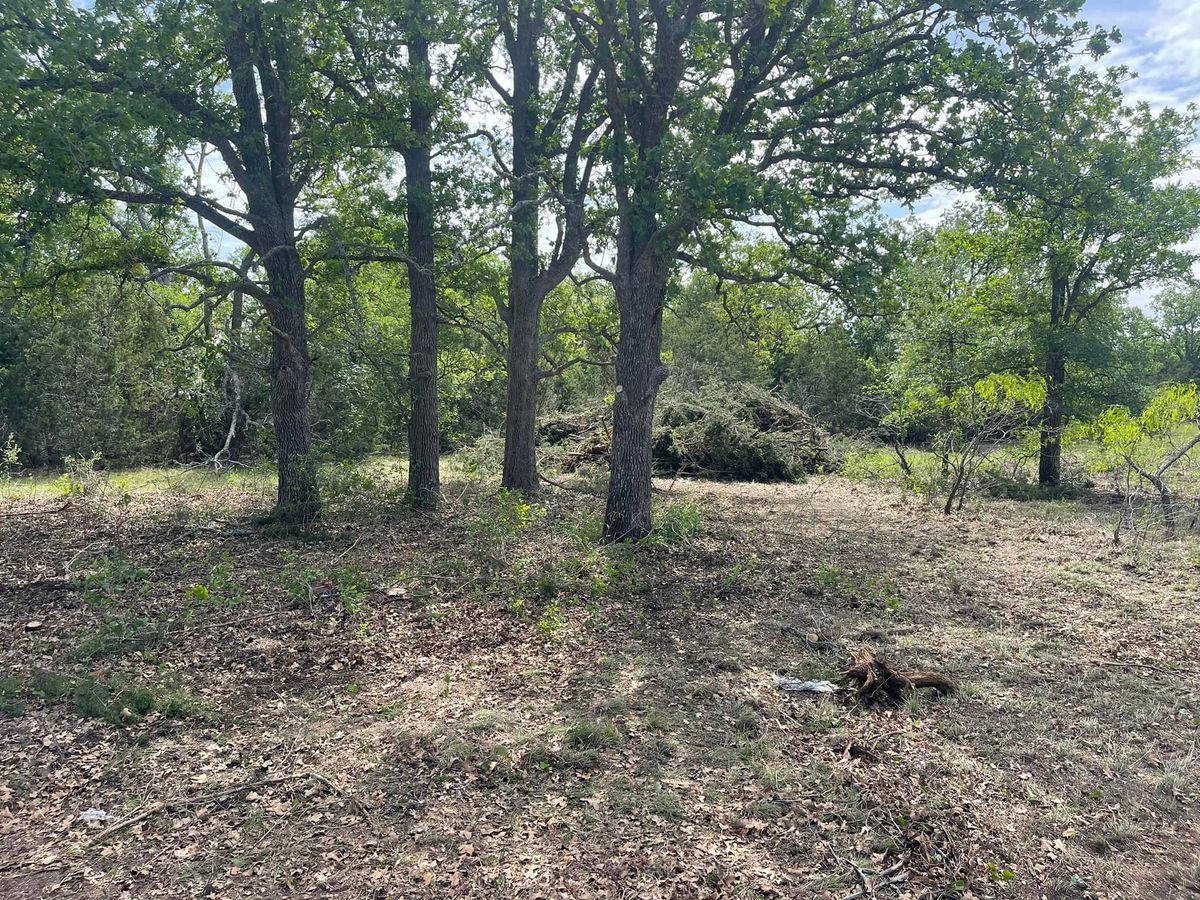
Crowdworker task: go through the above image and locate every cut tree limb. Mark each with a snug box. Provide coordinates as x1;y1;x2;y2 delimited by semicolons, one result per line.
84;769;373;849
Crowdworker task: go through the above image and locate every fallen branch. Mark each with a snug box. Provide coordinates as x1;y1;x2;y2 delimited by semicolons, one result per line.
0;502;71;518
85;769;373;849
831;849;869;898
172;608;283;636
1090;657;1194;676
839;860;910;900
538;471;595;494
84;800;168;848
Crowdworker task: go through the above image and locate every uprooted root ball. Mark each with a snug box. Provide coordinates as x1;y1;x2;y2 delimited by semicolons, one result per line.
841;647;958;708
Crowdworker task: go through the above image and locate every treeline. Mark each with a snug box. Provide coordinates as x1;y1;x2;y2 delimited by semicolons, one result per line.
1;0;1198;539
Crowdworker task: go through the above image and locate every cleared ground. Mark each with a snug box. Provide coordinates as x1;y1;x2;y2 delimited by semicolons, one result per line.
0;471;1198;898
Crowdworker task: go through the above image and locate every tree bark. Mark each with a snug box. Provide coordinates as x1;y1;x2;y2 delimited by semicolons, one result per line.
403;7;440;509
1039;277;1069;487
264;248;319;523
502;302;541;492
1038;349;1065;486
220;8;320;522
1152;476;1177;537
603;246;670;542
500;11;542;493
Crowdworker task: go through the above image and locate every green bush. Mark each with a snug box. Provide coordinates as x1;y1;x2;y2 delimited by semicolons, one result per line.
71;616;166;661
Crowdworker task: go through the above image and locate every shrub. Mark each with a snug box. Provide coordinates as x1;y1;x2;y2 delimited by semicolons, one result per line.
464;488;543;562
55;453;107;499
879;372;1047;514
1089;383;1200;539
0;433;20;479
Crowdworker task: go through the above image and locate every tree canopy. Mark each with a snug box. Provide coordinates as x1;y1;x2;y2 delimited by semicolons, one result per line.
0;0;1196;535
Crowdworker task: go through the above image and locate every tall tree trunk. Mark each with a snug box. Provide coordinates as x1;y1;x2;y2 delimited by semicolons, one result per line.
220;9;316;520
603;251;670;542
1039;277;1069;487
264;248;319;523
501;13;543;493
502;301;541;492
1038;349;1065;486
403;8;440;508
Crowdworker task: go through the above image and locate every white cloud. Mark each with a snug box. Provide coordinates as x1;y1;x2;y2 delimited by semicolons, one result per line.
909;187;977;226
1092;0;1200;111
1145;0;1200;85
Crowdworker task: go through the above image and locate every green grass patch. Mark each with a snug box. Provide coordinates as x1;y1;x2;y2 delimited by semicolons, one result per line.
641;500;703;547
564;719;624;750
9;669;206;724
76;552;150;607
71;616;167;661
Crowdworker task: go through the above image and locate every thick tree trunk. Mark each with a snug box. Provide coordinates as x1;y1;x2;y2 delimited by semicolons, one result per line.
1038;344;1066;487
403;13;440;509
502;302;541;492
603;264;669;542
500;7;543;494
264;249;319;523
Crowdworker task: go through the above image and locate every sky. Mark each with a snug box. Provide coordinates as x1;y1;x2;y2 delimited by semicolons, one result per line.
1088;0;1200;109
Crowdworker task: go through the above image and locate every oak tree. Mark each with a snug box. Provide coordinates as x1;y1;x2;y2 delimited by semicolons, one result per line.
2;0;371;522
563;0;1105;539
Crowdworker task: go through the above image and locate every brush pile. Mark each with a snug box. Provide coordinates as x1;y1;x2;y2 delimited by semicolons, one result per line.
544;382;839;482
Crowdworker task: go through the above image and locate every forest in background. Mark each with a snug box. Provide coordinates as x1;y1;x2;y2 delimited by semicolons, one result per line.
1;0;1198;541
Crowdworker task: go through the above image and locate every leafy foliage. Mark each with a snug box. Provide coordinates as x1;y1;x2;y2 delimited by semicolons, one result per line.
553;382;838;483
1090;383;1200;538
882;372;1047;514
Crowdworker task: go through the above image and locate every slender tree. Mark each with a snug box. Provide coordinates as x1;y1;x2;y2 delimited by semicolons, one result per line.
563;0;1103;539
2;0;369;522
482;0;604;492
401;0;442;508
317;0;485;508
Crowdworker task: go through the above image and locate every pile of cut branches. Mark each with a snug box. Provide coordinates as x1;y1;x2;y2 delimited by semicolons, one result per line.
547;383;838;481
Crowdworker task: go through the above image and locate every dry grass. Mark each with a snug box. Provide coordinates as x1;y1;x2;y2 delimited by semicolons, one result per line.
0;472;1197;898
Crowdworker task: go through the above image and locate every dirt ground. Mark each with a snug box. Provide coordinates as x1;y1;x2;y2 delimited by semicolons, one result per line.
1;474;1198;898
